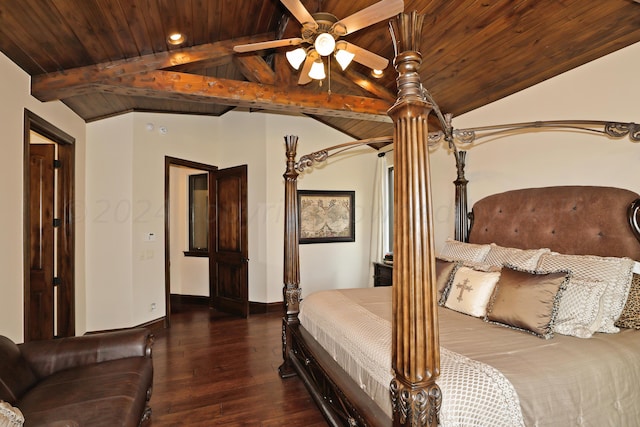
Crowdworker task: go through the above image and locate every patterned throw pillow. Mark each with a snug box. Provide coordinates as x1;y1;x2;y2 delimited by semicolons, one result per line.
615;273;640;329
0;401;24;427
486;266;569;339
444;266;501;317
484;243;550;271
538;253;635;335
438;239;491;264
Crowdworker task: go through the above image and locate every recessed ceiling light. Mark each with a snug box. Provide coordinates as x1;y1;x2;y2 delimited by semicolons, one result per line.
167;32;186;45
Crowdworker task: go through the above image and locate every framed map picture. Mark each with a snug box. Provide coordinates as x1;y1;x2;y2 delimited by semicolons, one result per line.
298;190;355;244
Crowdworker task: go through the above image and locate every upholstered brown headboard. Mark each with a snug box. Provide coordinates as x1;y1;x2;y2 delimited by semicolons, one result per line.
468;186;640;261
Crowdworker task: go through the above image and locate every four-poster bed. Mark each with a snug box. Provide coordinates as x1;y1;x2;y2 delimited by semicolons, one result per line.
278;11;640;427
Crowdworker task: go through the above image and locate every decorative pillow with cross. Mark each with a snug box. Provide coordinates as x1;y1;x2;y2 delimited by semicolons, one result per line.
444;266;501;317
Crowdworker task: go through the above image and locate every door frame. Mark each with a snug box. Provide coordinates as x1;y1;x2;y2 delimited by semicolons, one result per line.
23;110;76;341
164;156;217;328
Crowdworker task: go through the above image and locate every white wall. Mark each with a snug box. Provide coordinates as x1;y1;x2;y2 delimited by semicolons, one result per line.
429;41;640;251
84;108;375;330
263;113;378;301
0;52;86;343
85;115;135;331
169;166;209;296
86;113;221;330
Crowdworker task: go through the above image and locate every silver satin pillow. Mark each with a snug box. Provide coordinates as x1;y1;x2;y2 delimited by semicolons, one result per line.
486;266;569;339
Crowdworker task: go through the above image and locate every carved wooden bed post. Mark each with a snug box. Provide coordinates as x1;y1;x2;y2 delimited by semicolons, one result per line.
388;11;441;427
278;135;301;379
453;150;470;242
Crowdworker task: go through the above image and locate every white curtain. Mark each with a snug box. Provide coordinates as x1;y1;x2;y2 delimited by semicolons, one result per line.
368;152;389;286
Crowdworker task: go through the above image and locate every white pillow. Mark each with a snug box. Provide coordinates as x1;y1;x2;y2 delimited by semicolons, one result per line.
553;278;608;339
538;253;635;335
484;243;550;271
444;266;501;317
438;239;491;263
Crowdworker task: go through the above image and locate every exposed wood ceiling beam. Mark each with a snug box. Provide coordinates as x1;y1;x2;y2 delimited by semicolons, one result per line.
94;71;392;121
31;35;392;122
31;34;276;101
162;56;233;73
233;55;276;85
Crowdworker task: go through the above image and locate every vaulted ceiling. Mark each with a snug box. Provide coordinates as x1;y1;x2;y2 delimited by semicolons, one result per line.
1;0;639;140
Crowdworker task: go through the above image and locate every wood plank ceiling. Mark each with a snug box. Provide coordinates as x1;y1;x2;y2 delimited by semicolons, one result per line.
1;0;639;141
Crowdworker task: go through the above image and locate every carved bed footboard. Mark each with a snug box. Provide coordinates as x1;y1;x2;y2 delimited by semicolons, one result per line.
278;133;394;427
288;324;391;427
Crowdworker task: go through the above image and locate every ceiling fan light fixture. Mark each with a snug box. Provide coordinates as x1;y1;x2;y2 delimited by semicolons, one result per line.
335;48;355;71
308;58;326;80
286;48;307;70
371;69;384;78
232;0;396;85
314;32;336;56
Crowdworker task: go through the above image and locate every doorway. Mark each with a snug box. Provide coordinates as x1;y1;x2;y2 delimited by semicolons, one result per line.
23;110;75;341
164;157;248;327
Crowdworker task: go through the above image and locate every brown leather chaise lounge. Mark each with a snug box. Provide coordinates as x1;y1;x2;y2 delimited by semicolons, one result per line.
0;328;154;426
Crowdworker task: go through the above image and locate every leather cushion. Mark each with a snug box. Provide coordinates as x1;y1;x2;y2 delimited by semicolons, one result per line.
0;336;37;403
18;357;152;427
468;186;640;260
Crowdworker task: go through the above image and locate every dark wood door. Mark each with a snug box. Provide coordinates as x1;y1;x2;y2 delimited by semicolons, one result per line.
211;165;248;317
28;144;55;341
25;112;75;341
56;143;75;337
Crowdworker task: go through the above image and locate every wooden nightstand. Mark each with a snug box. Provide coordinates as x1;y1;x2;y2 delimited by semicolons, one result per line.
373;262;393;287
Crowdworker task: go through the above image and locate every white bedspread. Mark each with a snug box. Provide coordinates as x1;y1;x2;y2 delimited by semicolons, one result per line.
299;287;524;426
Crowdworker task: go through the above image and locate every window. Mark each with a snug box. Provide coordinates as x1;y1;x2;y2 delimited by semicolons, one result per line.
185;173;209;256
373;151;394;262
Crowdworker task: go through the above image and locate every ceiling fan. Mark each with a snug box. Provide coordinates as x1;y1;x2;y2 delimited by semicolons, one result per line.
233;0;404;85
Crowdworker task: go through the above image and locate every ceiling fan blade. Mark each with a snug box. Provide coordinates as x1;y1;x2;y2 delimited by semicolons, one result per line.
233;38;303;53
280;0;318;30
332;0;404;36
342;42;389;70
298;54;315;85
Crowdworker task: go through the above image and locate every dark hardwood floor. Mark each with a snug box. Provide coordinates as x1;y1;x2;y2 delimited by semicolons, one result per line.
148;302;328;426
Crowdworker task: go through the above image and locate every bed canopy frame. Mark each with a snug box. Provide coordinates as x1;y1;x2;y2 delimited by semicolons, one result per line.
278;11;639;427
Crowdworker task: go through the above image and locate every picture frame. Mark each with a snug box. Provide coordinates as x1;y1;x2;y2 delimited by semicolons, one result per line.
298;190;355;244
